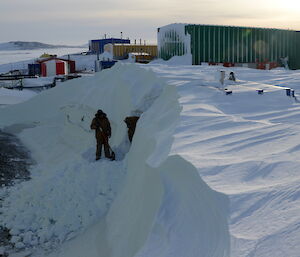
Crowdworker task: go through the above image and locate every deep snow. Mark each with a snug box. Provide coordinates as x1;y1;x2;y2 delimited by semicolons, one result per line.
144;60;300;257
2;49;300;257
0;63;229;257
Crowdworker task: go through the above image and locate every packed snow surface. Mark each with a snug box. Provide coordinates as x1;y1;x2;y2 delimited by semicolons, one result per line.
143;63;300;257
151;54;192;65
3;51;299;257
0;88;37;105
0;63;229;257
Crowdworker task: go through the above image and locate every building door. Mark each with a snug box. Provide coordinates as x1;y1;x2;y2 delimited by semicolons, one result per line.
56;62;65;75
41;63;47;77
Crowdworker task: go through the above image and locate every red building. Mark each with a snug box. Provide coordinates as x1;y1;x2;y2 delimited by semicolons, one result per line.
38;57;76;77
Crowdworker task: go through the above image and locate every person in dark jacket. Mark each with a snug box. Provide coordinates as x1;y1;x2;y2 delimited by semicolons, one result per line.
229;72;236;82
90;110;111;160
124;116;139;143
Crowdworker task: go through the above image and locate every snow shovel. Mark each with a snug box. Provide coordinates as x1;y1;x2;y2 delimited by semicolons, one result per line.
103;134;115;161
98;126;115;161
108;144;115;161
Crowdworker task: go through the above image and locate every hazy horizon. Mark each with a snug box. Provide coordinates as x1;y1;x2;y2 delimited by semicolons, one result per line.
1;0;299;45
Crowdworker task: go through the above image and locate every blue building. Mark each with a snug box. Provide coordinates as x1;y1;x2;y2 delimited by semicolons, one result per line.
89;38;131;54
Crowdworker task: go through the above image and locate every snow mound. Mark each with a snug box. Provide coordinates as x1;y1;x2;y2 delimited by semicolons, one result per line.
2;159;124;247
143;64;300;257
0;63;165;247
151;54;192;65
0;63;229;257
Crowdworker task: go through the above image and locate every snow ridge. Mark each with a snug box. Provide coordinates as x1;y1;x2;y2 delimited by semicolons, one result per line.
0;63;230;257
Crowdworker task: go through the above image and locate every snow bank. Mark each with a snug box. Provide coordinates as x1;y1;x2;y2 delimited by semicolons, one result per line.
92;83;229;257
23;77;55;88
151;54;192;65
0;63;165;247
0;63;229;257
143;64;300;257
0;88;37;105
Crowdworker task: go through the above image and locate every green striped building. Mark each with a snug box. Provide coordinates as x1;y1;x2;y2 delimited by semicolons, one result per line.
157;24;300;69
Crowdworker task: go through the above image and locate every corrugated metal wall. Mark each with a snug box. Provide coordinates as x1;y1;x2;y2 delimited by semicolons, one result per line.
158;24;300;69
288;31;300;70
185;25;299;66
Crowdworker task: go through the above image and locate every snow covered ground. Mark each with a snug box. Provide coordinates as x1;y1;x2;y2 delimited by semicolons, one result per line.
0;63;229;257
143;61;300;257
0;88;37;105
1;50;300;257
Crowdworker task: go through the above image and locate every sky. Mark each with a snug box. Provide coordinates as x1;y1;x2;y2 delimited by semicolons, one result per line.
1;0;300;45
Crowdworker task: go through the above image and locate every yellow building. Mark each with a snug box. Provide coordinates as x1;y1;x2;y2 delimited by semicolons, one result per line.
104;44;158;60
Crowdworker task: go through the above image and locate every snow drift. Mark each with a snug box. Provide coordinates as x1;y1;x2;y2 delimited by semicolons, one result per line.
151;54;192;65
144;63;300;257
0;63;229;257
0;88;37;105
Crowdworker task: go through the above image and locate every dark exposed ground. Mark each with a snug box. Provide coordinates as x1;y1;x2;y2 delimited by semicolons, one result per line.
0;130;33;253
0;131;32;187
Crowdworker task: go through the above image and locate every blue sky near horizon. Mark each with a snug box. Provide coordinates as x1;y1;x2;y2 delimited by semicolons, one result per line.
1;0;299;45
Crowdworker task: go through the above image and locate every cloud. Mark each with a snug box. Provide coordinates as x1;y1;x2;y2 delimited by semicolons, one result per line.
0;0;299;44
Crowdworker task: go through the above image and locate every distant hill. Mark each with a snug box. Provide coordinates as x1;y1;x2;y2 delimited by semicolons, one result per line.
0;41;86;51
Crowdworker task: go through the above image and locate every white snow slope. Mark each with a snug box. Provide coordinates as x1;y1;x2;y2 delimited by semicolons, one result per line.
0;63;230;257
144;62;300;257
0;88;37;105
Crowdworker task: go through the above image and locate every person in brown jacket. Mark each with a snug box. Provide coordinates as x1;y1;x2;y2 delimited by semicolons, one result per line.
124;116;139;143
90;110;112;160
